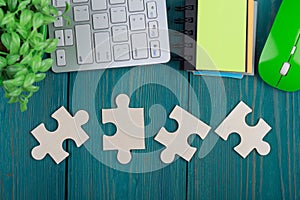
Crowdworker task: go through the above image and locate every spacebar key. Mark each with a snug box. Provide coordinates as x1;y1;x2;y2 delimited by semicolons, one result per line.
75;24;93;64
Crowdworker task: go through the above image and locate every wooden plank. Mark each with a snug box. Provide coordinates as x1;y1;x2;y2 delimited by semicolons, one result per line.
254;80;300;200
293;92;300;200
66;1;191;199
0;72;68;199
187;0;299;199
187;76;245;199
67;62;189;199
187;73;299;199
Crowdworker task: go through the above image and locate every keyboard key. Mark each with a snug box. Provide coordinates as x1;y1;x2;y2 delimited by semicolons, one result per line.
146;1;157;19
92;0;107;11
110;0;125;4
56;50;66;66
113;44;130;61
73;0;88;3
131;33;148;59
52;0;70;8
148;21;159;38
110;7;127;23
93;13;109;30
54;11;63;27
128;0;144;12
112;25;129;42
129;14;146;31
55;30;65;46
75;24;93;64
150;40;161;58
49;0;170;72
74;5;90;22
64;29;74;46
94;32;112;63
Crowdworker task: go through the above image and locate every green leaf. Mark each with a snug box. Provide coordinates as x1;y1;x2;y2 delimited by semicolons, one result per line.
34;41;48;51
39;58;53;72
35;73;46;82
0;0;6;7
20;9;33;26
10;75;25;86
3;80;16;91
20;42;30;55
0;56;7;69
40;5;50;15
6;19;16;31
1;12;14;26
0;8;4;22
7;54;20;65
20;53;32;65
8;96;18;104
23;73;35;88
7;0;17;11
33;13;44;29
49;5;59;16
14;68;28;78
16;24;30;39
4;92;10;99
35;32;44;41
44;39;58;53
63;2;70;16
61;3;71;25
31;55;41;72
24;85;39;92
18;0;31;10
1;33;11;50
25;92;33;99
40;0;50;8
6;64;25;75
20;101;28;112
42;14;55;24
29;30;44;47
8;87;22;97
32;0;40;5
10;32;21;54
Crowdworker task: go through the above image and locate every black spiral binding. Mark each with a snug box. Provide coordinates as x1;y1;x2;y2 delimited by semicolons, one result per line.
174;0;197;71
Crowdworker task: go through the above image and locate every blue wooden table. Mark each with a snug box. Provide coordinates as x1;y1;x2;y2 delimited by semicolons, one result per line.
0;0;299;199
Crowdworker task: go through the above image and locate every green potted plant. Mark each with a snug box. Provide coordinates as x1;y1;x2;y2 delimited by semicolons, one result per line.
0;0;68;111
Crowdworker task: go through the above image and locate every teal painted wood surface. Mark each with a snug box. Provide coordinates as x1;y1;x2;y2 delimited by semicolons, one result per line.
0;0;299;199
0;72;68;199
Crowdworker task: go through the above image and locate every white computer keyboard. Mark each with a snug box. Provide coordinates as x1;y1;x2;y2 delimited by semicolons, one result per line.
49;0;170;73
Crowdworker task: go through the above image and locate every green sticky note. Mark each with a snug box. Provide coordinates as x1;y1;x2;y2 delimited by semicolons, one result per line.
196;0;247;72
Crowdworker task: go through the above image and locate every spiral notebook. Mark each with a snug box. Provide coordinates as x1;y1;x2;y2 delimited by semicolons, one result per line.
178;0;257;78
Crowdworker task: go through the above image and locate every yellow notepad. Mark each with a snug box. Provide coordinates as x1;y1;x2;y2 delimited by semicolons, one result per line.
247;0;255;74
196;0;248;72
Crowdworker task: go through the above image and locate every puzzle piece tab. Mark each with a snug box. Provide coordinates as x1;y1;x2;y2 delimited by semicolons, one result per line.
31;107;89;164
154;105;211;163
102;94;145;164
215;101;272;158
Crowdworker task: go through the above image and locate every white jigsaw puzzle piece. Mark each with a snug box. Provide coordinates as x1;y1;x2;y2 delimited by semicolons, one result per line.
31;107;90;164
102;94;145;164
154;105;211;163
215;101;272;158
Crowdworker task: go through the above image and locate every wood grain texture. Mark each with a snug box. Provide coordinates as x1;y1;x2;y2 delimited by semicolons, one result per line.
0;0;299;199
187;0;299;199
66;64;189;199
0;72;68;199
66;1;190;199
